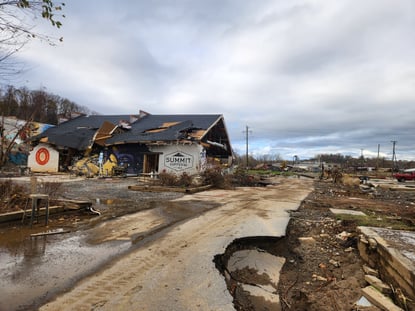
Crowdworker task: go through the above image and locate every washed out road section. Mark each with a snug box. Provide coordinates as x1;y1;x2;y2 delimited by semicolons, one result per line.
41;177;312;311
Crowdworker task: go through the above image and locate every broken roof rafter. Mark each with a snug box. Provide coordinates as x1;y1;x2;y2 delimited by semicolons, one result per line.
34;113;232;157
148;140;196;146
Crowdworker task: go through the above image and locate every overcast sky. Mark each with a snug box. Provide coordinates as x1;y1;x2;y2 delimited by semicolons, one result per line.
11;0;415;161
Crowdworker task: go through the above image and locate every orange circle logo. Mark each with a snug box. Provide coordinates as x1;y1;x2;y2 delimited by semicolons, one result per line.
35;148;50;165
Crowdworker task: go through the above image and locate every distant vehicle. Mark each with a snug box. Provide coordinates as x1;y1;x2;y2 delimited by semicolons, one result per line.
393;170;415;182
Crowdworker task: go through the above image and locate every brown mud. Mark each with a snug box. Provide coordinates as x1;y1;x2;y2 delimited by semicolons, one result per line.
1;176;415;310
277;180;415;311
216;179;415;310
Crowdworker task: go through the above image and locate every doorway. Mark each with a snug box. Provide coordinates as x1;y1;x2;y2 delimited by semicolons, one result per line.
143;153;159;173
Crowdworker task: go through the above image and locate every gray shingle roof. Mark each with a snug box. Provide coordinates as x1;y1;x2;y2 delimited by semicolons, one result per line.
36;115;136;150
36;114;223;150
106;114;222;144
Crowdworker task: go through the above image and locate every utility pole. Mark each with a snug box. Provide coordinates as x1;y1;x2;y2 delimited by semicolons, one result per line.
243;125;252;169
376;144;380;172
360;149;364;167
391;140;397;172
0;114;4;167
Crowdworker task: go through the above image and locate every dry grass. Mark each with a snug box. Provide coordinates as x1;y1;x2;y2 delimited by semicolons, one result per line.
0;180;28;213
336;213;415;231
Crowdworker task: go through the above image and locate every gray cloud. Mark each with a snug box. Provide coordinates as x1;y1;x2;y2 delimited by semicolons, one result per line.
12;0;415;160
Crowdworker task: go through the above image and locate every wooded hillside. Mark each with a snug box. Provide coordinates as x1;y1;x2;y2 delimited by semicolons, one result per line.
0;85;97;124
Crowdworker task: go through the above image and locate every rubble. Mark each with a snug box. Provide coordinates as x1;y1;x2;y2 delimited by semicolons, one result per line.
362;286;404;311
1;173;415;310
278;179;415;311
363;265;380;277
364;275;392;295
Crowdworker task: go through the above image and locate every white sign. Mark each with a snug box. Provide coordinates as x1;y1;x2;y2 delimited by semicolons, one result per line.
28;144;59;172
164;151;193;171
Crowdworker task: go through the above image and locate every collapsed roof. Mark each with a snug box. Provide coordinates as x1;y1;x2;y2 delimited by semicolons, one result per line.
35;115;133;150
34;113;233;157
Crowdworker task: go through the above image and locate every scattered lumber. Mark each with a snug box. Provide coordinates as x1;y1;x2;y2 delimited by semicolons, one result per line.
30;230;71;238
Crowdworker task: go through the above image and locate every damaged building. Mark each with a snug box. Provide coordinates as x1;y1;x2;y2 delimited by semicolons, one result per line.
1;116;53;166
28;111;233;176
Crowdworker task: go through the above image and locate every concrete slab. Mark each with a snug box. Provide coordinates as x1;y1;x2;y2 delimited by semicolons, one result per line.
358;226;415;301
389;186;415;192
330;208;367;216
227;249;284;310
227;249;285;289
241;284;281;309
359;227;415;267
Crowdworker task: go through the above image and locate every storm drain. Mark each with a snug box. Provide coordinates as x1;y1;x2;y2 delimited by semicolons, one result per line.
214;236;289;311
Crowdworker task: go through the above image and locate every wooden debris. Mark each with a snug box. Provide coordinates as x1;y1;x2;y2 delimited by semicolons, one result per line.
30;230;71;238
363;265;379;277
365;275;392;295
362;286;403;311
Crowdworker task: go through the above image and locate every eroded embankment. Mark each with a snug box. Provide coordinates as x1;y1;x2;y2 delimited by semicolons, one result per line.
214;236;289;311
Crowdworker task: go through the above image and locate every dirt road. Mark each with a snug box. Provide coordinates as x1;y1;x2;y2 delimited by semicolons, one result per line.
37;177;312;311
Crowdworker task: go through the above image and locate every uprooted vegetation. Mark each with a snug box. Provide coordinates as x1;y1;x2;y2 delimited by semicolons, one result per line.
158;167;272;189
0;180;28;213
0;180;62;214
158;168;234;188
158;171;194;187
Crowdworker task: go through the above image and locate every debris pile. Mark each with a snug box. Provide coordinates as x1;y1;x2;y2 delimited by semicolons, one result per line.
0;180;28;213
278;180;415;311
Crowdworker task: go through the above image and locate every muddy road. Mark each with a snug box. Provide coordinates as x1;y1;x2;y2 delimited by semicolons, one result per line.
0;176;312;311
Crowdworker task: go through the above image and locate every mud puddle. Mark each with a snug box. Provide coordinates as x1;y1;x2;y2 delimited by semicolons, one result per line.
214;236;290;311
0;197;219;311
0;229;129;311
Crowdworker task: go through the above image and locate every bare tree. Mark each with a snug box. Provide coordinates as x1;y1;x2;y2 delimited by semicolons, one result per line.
0;84;100;168
0;113;31;167
0;0;65;78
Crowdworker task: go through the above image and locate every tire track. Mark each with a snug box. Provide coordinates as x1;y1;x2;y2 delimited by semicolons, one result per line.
41;179;313;310
41;197;253;310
